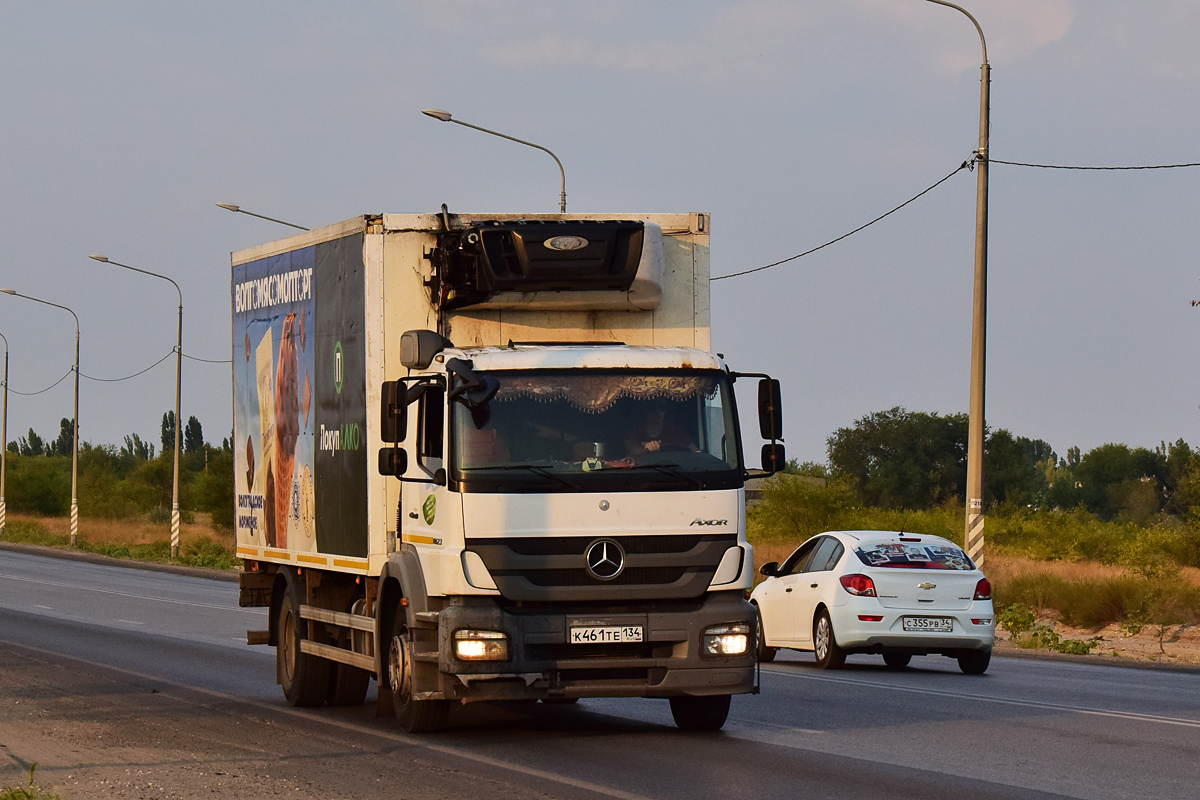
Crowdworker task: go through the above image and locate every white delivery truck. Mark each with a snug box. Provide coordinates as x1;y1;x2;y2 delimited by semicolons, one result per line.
234;210;784;732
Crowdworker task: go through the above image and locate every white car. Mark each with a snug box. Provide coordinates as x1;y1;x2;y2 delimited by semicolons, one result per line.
751;530;994;674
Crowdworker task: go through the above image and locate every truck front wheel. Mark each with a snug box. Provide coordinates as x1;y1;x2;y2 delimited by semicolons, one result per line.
387;610;449;733
669;694;731;732
277;585;331;707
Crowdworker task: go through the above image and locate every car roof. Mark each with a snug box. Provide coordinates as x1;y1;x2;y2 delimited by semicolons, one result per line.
820;530;963;549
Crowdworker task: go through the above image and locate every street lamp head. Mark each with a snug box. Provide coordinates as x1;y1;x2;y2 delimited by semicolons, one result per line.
422;109;453;122
216;203;241;212
88;255;109;263
0;289;14;295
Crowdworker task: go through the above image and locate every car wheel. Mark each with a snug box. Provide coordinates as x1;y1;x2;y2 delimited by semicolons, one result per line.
669;695;731;732
812;609;846;669
387;606;449;732
277;582;331;707
882;651;912;670
755;607;777;663
957;648;991;675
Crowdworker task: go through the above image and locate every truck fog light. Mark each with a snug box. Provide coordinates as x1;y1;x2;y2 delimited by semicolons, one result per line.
702;623;750;657
454;630;508;661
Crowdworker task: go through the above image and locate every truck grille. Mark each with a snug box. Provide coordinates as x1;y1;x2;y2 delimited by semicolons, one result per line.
465;533;737;601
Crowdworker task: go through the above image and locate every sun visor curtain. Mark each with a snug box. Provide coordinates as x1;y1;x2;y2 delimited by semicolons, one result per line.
472;220;644;293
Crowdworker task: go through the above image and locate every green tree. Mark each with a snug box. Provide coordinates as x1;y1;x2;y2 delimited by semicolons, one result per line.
50;418;73;457
184;415;204;454
160;411;176;453
20;428;46;457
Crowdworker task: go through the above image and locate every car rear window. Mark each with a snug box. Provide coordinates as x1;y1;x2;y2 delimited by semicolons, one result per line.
854;542;975;570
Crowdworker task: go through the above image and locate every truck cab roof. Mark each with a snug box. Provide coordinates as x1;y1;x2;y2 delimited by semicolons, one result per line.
441;344;725;372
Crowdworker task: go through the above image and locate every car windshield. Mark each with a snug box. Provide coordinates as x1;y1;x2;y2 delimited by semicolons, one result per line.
854;542;975;570
452;368;741;492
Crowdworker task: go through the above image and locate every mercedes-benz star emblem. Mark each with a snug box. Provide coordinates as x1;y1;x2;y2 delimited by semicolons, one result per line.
585;538;625;581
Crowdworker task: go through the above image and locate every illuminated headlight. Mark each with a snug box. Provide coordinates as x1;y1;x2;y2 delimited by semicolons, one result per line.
453;630;508;661
702;623;750;657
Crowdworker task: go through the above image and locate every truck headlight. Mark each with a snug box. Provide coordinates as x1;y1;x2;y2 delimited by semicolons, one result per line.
702;623;750;657
454;629;508;661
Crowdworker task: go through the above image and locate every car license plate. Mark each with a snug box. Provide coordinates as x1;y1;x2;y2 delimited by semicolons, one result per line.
569;625;644;644
902;616;954;632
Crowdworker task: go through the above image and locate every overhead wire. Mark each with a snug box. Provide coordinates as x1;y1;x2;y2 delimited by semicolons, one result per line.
180;351;232;364
6;368;73;396
989;158;1200;171
79;349;175;382
713;159;972;281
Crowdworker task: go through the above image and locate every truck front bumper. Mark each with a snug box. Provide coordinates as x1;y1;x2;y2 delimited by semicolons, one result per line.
432;590;756;702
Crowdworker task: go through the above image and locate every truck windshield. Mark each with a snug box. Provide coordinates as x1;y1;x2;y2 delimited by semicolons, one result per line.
452;369;742;492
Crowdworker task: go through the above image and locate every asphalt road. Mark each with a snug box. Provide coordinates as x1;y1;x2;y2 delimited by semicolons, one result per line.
1;548;1197;800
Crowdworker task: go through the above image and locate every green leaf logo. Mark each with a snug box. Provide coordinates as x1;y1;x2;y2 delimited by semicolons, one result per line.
422;494;436;526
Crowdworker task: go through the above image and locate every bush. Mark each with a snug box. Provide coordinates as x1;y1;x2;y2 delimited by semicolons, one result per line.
180;536;239;570
3;455;70;515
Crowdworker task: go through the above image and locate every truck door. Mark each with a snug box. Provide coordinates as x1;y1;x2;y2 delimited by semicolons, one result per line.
403;384;449;547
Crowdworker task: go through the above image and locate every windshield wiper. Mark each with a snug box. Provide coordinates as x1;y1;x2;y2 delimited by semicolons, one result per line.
621;463;707;490
461;463;582;491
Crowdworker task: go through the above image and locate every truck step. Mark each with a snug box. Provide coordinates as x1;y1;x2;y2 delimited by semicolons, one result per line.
413;651;440;663
246;629;270;646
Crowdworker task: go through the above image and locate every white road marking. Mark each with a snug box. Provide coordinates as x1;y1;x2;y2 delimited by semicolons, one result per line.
0;573;266;615
33;605;53;610
115;619;145;625
3;639;657;800
761;665;1200;729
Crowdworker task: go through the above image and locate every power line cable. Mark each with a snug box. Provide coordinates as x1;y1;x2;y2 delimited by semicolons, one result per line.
990;158;1200;171
713;160;971;281
180;351;232;364
7;368;73;396
79;349;174;382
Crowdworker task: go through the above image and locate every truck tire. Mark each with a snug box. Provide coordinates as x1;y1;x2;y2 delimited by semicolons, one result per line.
277;585;331;707
387;607;449;733
812;609;846;670
669;695;731;732
327;663;371;706
755;607;776;663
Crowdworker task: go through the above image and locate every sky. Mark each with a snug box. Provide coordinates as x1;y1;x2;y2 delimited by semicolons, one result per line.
1;0;1197;464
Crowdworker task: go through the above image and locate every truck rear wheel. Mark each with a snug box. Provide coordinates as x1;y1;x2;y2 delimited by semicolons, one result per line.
669;694;731;732
327;663;371;706
277;585;331;707
387;608;449;733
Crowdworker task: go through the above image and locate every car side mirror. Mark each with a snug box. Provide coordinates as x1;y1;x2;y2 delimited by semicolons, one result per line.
380;380;408;443
761;443;785;473
759;561;779;578
758;378;782;440
378;447;407;477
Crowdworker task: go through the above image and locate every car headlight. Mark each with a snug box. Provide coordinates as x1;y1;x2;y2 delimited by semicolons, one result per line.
702;622;750;657
454;629;508;661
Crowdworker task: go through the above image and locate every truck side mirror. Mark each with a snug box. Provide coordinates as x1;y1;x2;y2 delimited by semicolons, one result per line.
761;443;786;473
759;561;779;578
758;378;783;441
378;447;408;477
381;380;407;443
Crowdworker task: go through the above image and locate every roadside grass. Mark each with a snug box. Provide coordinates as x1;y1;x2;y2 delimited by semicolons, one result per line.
1;514;239;570
0;764;61;800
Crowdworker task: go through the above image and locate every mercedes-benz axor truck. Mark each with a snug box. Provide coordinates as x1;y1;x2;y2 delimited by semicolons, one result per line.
233;210;784;732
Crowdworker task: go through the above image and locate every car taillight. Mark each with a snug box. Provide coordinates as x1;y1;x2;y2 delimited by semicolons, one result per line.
840;574;876;596
973;578;992;601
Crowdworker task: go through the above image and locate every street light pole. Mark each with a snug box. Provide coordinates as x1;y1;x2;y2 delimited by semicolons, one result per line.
215;204;310;231
925;0;990;566
1;290;81;546
421;109;568;213
89;255;185;560
0;332;7;536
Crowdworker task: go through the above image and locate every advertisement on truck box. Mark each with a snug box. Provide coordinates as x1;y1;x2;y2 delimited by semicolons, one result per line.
233;233;368;558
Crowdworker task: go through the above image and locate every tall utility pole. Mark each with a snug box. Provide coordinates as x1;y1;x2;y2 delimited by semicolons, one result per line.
925;0;990;566
0;332;7;537
0;290;81;546
90;256;185;559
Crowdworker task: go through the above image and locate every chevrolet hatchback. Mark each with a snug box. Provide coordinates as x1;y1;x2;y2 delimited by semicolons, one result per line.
751;531;994;673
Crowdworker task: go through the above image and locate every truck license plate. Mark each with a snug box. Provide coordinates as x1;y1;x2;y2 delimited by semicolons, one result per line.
570;625;644;644
902;617;954;632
